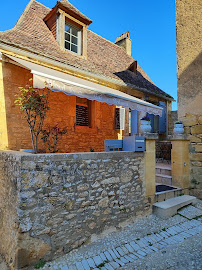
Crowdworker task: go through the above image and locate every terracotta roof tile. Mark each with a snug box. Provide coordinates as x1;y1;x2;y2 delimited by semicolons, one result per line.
0;0;173;100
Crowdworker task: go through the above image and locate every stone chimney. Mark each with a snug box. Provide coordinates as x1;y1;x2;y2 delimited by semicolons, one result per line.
115;32;132;56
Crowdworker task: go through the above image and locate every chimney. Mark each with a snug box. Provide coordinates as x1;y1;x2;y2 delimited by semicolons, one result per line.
115;32;131;56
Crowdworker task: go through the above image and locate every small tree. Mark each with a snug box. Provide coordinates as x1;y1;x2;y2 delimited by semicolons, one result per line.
15;80;50;153
41;124;68;153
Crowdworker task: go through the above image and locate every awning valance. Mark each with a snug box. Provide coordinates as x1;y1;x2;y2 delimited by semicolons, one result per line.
5;54;163;116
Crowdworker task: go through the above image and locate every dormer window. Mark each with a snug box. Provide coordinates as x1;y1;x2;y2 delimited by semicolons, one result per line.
65;22;81;54
44;0;92;59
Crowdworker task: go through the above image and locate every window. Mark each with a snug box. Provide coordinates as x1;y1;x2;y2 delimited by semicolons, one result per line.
76;97;91;127
65;22;81;54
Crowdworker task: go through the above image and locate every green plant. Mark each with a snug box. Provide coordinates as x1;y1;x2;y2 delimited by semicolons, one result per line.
141;115;150;121
41;123;68;153
162;228;166;232
34;259;46;269
175;121;182;124
90;148;95;152
15;79;50;153
136;238;140;241
178;193;184;196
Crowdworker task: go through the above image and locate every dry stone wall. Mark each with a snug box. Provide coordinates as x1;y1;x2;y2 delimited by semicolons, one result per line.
0;151;149;269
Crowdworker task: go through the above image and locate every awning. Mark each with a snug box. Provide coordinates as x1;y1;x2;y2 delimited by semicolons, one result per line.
5;54;163;116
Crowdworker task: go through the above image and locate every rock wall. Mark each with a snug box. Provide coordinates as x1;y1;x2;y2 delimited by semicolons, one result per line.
0;152;20;270
0;151;149;269
176;0;202;198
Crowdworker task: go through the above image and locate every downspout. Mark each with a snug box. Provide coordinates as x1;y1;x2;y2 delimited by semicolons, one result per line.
166;100;169;138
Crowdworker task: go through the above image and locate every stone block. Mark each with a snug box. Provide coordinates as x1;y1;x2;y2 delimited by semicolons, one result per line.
190;153;202;161
182;114;198;126
191;125;202;135
188;135;201;143
195;144;202;153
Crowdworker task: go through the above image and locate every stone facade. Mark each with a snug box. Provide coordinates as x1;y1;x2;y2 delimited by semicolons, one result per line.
168;110;178;135
176;0;202;198
0;150;149;269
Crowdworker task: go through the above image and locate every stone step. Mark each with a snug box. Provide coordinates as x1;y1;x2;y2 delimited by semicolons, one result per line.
155;167;171;176
155;186;182;203
156;174;172;185
153;195;197;219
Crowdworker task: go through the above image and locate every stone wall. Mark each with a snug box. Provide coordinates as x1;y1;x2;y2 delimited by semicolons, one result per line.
176;0;202;198
168;110;178;135
0;150;149;269
0;152;20;270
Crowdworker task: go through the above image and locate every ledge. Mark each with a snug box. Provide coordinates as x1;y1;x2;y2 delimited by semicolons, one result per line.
168;134;189;141
144;133;159;140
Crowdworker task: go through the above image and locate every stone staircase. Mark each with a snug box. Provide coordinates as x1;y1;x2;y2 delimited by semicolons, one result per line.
156;163;172;185
155;162;183;203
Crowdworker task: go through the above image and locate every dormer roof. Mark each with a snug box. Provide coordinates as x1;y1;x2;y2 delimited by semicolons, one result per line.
44;0;92;26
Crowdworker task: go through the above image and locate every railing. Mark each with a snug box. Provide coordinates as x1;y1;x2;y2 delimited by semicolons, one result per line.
156;140;172;163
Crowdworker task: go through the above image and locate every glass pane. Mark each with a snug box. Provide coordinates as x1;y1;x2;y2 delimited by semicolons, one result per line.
72;27;78;37
65;41;70;50
65;24;70;33
71;44;78;53
65;33;70;42
72;36;78;45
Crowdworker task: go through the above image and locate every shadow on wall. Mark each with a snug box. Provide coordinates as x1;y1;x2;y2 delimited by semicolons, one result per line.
178;52;202;116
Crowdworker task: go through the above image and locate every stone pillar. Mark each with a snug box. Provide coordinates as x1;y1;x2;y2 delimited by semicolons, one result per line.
145;133;158;199
171;135;190;192
0;57;8;149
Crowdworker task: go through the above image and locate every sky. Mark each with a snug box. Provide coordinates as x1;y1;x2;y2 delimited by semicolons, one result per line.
0;0;177;110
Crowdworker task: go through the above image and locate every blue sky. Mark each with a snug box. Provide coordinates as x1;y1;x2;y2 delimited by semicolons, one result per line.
0;0;177;110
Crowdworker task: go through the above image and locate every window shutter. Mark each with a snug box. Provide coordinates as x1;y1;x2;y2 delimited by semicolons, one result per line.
147;113;154;133
159;101;166;134
119;108;125;130
115;108;125;130
131;110;138;135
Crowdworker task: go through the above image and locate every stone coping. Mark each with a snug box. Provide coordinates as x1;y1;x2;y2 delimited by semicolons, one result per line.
144;133;159;140
168;135;189;141
0;149;144;161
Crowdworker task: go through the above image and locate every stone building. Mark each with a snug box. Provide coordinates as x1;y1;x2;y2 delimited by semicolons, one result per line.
176;0;202;198
0;0;173;153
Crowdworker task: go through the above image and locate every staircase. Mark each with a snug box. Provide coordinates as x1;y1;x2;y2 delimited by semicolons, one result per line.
156;163;172;185
155;162;183;203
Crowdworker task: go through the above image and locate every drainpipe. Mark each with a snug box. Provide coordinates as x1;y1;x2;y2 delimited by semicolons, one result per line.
166;100;169;138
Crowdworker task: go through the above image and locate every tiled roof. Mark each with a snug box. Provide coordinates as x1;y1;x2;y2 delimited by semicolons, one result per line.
57;0;92;25
0;0;173;100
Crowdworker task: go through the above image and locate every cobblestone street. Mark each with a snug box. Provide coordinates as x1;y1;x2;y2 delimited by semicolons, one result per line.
35;201;202;270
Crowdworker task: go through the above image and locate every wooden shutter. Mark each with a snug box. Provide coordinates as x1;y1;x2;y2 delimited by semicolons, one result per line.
115;108;125;130
131;110;138;135
159;101;166;134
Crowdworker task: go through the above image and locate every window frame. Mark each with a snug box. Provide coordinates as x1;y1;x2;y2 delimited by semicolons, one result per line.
76;97;92;127
64;21;81;55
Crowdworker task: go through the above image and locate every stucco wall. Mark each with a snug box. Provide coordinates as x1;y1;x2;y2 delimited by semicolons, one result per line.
1;61;121;153
176;0;202;198
0;150;149;269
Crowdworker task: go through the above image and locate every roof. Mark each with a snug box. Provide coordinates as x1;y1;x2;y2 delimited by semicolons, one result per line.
0;0;173;100
44;0;92;25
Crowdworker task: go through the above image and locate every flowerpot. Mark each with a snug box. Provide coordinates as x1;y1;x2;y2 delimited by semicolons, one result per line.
140;120;152;134
173;123;184;135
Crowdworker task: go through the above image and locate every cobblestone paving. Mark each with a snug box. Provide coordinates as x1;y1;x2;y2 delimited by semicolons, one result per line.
40;203;202;270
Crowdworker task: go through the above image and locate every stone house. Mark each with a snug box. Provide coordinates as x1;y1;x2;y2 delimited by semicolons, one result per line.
0;0;174;153
176;0;202;199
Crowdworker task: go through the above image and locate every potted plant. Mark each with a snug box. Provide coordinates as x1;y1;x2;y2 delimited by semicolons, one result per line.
173;121;184;135
140;115;152;134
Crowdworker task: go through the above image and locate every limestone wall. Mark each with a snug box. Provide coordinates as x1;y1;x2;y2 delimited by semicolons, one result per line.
0;150;149;269
0;152;20;270
176;0;202;198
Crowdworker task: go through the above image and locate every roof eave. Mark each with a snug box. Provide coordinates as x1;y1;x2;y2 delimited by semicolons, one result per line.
0;41;174;101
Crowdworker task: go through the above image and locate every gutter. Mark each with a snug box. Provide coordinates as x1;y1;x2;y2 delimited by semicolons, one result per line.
0;41;174;101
